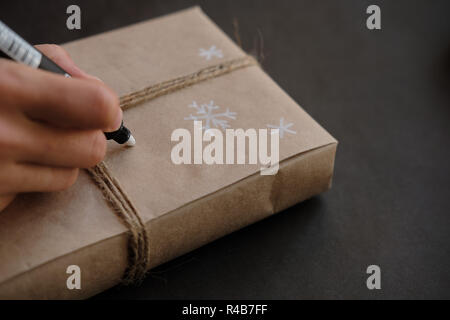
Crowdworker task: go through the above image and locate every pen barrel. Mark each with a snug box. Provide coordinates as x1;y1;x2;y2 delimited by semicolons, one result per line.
0;19;42;68
104;121;131;144
38;54;71;77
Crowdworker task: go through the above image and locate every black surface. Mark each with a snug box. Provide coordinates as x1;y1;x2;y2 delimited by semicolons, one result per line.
1;0;449;299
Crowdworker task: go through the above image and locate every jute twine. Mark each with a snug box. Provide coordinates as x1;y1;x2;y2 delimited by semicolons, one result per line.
86;55;257;284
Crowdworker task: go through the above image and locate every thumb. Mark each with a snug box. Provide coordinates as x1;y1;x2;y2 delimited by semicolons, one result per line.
34;44;101;82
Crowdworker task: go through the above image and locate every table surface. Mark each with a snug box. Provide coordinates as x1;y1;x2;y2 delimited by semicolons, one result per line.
2;0;449;299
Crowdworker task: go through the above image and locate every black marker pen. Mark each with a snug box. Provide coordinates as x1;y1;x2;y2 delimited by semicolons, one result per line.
0;19;135;146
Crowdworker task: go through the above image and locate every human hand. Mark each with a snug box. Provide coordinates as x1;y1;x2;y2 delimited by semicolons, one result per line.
0;44;122;211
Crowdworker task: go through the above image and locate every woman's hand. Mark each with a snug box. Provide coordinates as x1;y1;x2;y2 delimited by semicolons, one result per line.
0;44;122;211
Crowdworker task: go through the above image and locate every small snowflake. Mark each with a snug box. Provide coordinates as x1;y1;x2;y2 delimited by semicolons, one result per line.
199;45;224;60
267;117;296;138
184;100;236;130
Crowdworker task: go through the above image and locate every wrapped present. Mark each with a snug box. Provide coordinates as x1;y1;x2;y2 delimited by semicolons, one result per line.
0;7;337;299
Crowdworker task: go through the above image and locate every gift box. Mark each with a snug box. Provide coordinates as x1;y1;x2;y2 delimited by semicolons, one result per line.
0;7;337;299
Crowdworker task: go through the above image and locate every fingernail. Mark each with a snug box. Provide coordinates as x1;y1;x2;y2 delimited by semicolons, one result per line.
71;64;88;77
73;65;104;83
84;73;104;83
111;108;123;132
85;74;104;83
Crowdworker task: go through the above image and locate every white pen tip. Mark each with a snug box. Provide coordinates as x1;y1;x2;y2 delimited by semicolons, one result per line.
125;134;136;147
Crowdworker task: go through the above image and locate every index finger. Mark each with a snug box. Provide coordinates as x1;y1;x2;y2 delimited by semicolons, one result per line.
0;59;122;131
34;44;100;82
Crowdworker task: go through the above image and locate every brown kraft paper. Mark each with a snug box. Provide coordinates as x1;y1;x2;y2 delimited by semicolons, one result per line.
0;7;337;299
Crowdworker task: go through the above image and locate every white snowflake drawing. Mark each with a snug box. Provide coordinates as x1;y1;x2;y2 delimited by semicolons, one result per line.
199;45;224;60
184;100;236;130
267;117;296;138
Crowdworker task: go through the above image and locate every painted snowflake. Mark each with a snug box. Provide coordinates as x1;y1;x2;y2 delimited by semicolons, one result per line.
267;117;296;138
199;45;224;60
184;100;236;130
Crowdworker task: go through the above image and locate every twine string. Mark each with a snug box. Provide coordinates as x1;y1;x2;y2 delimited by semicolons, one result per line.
86;56;257;283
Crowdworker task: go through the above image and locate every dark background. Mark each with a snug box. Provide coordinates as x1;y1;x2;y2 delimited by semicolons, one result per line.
1;0;449;299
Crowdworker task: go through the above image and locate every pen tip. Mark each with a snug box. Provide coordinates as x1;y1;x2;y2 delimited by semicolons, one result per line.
125;134;136;147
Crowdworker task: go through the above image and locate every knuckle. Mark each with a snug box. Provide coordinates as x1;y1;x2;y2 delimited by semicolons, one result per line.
86;131;106;167
0;118;23;154
38;133;59;159
0;60;38;102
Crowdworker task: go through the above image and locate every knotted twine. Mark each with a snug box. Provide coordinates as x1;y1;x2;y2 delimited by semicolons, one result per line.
86;55;257;284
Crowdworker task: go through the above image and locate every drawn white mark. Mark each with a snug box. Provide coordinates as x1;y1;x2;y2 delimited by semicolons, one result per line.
199;45;223;60
184;100;236;130
267;117;296;138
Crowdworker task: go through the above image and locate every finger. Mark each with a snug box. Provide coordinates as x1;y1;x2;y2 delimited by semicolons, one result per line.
15;119;107;168
35;44;101;82
0;194;16;212
0;59;122;131
0;164;79;194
